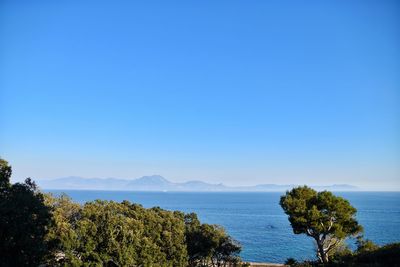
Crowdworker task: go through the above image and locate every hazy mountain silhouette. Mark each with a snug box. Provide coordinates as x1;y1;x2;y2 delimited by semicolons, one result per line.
36;175;359;191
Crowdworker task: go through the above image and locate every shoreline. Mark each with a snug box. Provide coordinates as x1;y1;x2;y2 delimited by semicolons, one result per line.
248;262;286;267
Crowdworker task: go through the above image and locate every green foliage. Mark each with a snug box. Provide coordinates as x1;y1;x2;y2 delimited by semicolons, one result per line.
351;242;400;266
44;198;242;266
45;198;188;266
44;193;82;265
327;239;353;264
355;236;379;254
310;241;400;267
0;158;53;266
325;238;400;267
184;213;241;267
280;186;362;264
0;158;12;190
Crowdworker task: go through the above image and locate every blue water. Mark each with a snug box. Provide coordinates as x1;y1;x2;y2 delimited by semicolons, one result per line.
47;191;400;263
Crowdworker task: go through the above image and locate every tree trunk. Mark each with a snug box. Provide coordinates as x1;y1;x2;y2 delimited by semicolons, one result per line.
316;240;329;264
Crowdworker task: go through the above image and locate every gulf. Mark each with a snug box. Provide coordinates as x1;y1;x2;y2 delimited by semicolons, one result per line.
46;190;400;263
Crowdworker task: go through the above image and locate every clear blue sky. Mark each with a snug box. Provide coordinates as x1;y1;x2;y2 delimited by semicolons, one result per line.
1;0;399;189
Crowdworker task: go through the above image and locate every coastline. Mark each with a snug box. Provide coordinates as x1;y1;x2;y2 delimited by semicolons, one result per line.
248;262;286;266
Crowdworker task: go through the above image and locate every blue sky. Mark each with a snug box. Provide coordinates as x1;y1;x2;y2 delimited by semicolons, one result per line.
1;0;399;189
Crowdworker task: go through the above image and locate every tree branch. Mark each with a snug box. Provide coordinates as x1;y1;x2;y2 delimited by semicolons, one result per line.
306;228;313;236
327;217;334;231
325;239;340;253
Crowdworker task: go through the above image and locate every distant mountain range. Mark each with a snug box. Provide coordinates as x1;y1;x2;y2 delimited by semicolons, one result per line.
36;175;359;192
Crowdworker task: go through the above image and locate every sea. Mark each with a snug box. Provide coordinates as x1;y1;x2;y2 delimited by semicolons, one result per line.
46;190;400;263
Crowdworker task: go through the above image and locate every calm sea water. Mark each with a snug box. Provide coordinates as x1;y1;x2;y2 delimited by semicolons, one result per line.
46;191;400;263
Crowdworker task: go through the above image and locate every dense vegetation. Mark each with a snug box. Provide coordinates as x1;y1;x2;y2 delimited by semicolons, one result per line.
44;195;241;266
0;158;243;267
285;241;400;267
0;159;53;266
184;213;241;266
